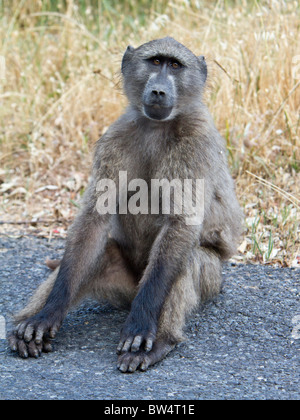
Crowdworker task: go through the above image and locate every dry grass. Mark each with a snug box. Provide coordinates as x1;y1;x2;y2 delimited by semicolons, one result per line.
0;0;299;267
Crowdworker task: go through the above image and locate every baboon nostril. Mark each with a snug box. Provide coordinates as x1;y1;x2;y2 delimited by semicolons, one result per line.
152;90;165;97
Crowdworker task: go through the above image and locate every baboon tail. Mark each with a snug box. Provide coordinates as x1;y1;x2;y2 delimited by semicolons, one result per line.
198;247;223;302
14;267;59;322
46;258;61;270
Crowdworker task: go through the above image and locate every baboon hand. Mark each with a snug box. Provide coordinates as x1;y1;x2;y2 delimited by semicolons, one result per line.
117;316;157;354
9;312;63;358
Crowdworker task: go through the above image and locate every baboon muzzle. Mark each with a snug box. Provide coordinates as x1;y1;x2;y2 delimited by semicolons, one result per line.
142;70;175;121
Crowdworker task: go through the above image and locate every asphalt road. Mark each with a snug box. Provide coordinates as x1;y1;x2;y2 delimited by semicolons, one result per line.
0;235;299;400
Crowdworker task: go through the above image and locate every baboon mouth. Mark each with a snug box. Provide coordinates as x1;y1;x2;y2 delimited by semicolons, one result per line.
143;104;173;121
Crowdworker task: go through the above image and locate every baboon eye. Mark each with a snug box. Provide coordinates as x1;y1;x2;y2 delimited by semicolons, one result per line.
153;58;161;66
171;62;180;69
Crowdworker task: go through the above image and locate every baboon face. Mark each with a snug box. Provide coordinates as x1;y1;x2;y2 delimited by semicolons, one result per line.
121;37;207;121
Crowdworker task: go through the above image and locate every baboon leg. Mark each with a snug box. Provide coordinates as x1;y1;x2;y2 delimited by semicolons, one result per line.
13;267;60;323
117;247;222;372
91;240;138;309
44;240;138;308
9;212;135;357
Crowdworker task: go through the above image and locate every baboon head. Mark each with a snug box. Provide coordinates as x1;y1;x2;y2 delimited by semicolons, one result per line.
121;37;207;121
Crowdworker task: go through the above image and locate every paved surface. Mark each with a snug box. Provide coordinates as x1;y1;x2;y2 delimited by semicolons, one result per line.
0;235;299;400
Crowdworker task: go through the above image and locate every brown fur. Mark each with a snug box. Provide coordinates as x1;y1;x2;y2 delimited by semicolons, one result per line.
45;258;60;270
9;37;243;372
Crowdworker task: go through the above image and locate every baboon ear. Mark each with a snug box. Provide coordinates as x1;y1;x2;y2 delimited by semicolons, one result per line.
198;55;207;83
121;45;135;74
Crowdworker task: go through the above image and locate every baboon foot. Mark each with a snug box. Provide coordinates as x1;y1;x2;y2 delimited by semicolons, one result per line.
9;312;62;358
9;333;53;358
116;312;157;354
117;339;175;373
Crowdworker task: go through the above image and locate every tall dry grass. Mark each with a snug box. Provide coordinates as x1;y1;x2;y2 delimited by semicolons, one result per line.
0;0;299;266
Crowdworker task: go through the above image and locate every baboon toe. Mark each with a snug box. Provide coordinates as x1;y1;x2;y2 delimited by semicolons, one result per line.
9;312;62;358
117;339;175;373
15;316;61;343
9;332;53;359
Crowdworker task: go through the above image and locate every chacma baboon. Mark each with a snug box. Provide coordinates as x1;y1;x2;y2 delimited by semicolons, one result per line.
9;37;243;372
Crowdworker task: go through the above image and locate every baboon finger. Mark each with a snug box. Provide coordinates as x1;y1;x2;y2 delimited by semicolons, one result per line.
131;335;142;352
118;360;129;373
35;325;45;344
145;337;154;352
117;353;141;373
16;322;27;339
24;324;34;343
127;355;143;373
8;334;18;352
17;340;28;359
49;324;60;339
28;341;42;358
140;356;151;371
121;337;134;353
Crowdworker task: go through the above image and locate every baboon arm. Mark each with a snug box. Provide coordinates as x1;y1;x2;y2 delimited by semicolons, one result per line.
12;177;112;350
44;212;111;317
39;177;112;318
117;219;200;353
